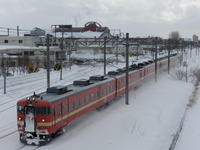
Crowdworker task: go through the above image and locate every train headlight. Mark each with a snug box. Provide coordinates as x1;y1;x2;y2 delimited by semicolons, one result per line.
42;119;45;122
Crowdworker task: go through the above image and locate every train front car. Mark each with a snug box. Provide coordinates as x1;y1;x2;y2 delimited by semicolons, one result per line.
17;93;53;145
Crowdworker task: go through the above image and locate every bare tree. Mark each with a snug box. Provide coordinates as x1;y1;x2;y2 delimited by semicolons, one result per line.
168;31;181;50
169;31;181;40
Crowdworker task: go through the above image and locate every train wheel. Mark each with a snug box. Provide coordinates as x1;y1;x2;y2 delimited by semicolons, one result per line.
19;134;26;144
39;136;52;146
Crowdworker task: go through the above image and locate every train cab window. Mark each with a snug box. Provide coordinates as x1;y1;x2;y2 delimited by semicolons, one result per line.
37;107;51;115
17;106;24;114
80;98;85;105
57;105;62;116
69;102;74;111
64;104;68;113
75;100;80;108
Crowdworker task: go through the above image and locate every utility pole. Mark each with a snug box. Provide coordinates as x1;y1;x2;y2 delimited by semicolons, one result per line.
17;26;19;36
155;37;158;82
104;36;107;75
60;29;64;80
3;56;6;94
7;28;9;36
125;33;129;105
190;42;192;58
168;39;171;74
136;44;139;60
116;35;119;65
46;34;50;88
51;25;57;43
69;48;71;70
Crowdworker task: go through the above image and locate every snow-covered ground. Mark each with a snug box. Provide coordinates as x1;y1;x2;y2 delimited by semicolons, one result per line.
0;51;199;150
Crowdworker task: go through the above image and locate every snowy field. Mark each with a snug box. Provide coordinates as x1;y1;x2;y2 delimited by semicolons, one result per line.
0;52;199;150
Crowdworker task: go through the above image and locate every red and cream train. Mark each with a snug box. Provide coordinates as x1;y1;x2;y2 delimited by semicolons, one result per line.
17;54;178;145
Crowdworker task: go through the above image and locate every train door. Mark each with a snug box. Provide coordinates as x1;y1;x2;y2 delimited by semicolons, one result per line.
53;103;63;131
24;106;35;132
52;106;56;132
144;68;146;80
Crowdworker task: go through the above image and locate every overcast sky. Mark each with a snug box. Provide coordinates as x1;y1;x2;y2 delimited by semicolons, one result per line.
0;0;200;38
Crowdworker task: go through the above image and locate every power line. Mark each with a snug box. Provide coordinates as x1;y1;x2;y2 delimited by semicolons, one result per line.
0;26;53;37
0;26;30;32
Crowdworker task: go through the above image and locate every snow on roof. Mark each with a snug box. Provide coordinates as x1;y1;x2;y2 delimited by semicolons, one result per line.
55;31;103;38
0;45;41;50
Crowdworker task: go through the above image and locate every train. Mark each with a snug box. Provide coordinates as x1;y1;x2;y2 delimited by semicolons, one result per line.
17;54;179;145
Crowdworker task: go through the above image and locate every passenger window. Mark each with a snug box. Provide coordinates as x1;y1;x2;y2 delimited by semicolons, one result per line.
69;102;74;111
37;107;51;115
91;93;95;100
86;95;90;103
104;88;107;94
64;104;68;113
57;105;62;116
100;90;103;96
96;92;99;98
75;99;80;108
107;87;110;93
51;108;54;116
80;98;85;105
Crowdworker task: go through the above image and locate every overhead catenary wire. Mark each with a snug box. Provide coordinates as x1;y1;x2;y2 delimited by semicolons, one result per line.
0;26;53;36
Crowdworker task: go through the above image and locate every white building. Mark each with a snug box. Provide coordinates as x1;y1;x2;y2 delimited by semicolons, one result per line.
0;35;37;46
0;45;61;68
193;35;198;42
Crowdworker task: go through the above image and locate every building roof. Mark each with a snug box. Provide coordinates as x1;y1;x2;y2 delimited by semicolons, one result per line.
54;22;109;33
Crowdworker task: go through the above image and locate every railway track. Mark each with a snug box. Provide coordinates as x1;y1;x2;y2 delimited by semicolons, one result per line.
0;66;101;113
17;145;40;150
0;64;112;144
0;130;17;140
0;66;97;91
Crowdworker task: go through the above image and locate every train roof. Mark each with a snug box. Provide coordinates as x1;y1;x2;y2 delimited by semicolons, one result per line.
24;55;178;104
38;75;115;103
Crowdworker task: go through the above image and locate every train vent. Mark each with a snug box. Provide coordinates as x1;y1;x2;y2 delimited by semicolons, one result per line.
89;75;106;81
107;71;120;76
46;86;70;94
116;68;125;73
138;63;145;69
131;64;137;70
73;79;92;86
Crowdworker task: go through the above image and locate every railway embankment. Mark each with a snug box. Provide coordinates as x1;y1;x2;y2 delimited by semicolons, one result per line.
169;77;200;150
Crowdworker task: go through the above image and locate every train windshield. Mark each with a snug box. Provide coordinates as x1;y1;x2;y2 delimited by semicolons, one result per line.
36;107;51;115
17;105;24;114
